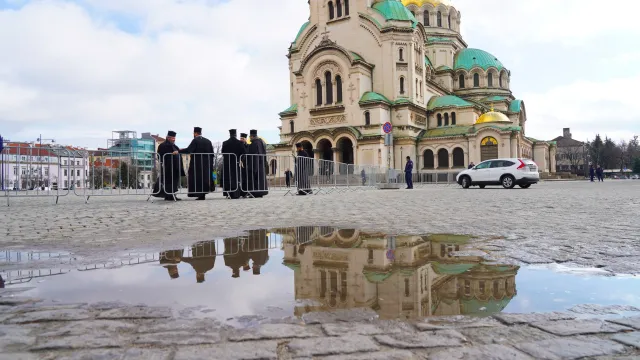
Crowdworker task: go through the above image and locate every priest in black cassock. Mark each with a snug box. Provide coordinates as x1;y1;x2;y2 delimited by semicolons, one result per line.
221;129;246;199
239;133;249;198
179;127;215;200
182;241;216;283
159;249;184;279
246;129;268;198
223;237;250;278
295;143;312;195
152;131;185;201
247;230;270;275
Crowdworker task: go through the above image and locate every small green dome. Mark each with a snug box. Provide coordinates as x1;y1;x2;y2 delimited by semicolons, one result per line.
427;95;473;111
454;48;505;71
372;0;418;28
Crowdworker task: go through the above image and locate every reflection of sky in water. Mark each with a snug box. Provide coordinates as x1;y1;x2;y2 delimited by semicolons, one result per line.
505;267;640;313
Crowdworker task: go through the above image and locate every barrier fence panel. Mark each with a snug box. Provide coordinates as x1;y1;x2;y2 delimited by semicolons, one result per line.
158;152;225;201
265;155;297;195
239;154;270;198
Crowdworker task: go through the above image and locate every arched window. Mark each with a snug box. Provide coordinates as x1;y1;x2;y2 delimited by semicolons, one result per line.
481;136;499;161
459;74;465;88
315;79;322;106
423;150;434;169
444;113;449;126
424;11;429;26
437;148;449;168
448;14;451;29
415;79;418;96
419;81;423;96
451;112;456;125
328;1;335;20
336;0;342;17
473;73;480;87
452;147;464;167
499;73;503;88
345;0;349;15
325;71;333;104
336;75;342;103
488;72;494;87
437;113;442;127
290;120;294;134
399;48;404;61
399;77;405;94
364;111;370;126
437;11;442;27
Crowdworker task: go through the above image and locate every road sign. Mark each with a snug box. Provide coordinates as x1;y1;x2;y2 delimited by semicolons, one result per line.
383;122;392;134
0;135;3;152
384;133;393;146
386;249;395;261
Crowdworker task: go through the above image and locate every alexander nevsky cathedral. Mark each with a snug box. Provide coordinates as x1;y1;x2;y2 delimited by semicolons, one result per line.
271;0;557;173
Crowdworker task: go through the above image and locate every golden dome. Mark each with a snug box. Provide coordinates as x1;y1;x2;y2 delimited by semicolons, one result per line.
402;0;452;8
246;136;268;145
475;110;511;124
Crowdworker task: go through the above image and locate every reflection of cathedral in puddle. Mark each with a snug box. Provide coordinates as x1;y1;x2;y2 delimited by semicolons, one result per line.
159;230;270;283
280;228;518;320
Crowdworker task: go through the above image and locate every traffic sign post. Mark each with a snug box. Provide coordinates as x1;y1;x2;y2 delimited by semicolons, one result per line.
383;122;392;134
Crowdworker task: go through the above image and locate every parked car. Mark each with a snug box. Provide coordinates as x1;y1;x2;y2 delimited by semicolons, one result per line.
456;158;540;189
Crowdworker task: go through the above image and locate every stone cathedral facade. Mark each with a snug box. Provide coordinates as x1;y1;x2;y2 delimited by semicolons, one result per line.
270;0;556;173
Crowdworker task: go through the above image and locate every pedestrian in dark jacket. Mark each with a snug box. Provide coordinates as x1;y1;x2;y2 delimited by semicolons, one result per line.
589;164;595;182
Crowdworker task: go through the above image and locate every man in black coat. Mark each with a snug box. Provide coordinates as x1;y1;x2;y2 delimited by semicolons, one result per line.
153;130;185;201
246;129;268;198
239;133;248;198
221;129;245;199
179;127;214;200
295;142;312;195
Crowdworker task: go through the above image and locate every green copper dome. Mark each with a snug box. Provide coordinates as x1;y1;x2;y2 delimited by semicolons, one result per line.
372;0;418;28
454;48;505;71
427;95;473;111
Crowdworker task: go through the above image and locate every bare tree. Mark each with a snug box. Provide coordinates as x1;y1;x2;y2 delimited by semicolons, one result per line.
556;145;585;174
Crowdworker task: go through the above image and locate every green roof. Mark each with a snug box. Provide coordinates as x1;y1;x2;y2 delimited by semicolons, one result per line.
436;65;452;71
351;51;364;62
425;55;432;68
422;124;523;139
454;48;505;71
292;21;310;48
483;96;508;103
509;99;522;113
461;297;513;315
427;95;473;111
364;270;394;283
372;0;418;28
283;262;301;271
427;36;454;43
360;91;393;105
359;12;383;29
279;104;298;116
433;262;476;275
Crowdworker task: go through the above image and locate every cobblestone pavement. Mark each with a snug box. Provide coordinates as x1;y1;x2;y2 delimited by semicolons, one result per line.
2;181;639;274
1;293;640;359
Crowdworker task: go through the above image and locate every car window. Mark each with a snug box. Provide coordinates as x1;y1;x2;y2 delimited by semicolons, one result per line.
490;161;503;168
475;161;491;169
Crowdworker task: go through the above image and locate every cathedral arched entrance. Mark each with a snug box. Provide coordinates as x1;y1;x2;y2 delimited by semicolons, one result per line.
336;137;354;174
299;140;315;175
317;139;334;177
480;137;499;162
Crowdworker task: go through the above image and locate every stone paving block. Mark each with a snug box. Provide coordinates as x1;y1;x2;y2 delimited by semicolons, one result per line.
374;330;466;349
174;341;279;360
608;316;640;330
515;337;626;359
51;349;124;360
416;316;503;330
0;298;42;306
137;318;221;333
230;324;322;341
612;332;640;349
530;319;631;336
38;320;138;337
0;325;36;352
493;312;575;325
0;314;15;323
0;354;37;360
11;303;86;313
31;334;127;351
7;309;92;324
301;308;378;324
569;304;640;315
429;344;534;360
319;349;416;360
97;306;171;320
461;324;557;346
132;330;221;346
286;335;379;357
322;322;404;336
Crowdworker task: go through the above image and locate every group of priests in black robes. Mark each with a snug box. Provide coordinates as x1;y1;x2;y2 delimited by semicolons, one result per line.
221;129;269;199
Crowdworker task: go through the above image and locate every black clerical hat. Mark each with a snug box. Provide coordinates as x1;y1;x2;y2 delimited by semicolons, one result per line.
229;129;237;137
240;133;247;138
295;142;302;147
194;127;202;133
167;131;176;137
250;129;258;136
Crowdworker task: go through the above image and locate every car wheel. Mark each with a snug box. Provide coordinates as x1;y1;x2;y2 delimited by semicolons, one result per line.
519;184;531;189
460;176;471;189
501;175;516;189
479;185;486;189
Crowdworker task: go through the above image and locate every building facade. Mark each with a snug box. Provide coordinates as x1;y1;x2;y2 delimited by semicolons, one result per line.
271;0;556;173
553;128;586;175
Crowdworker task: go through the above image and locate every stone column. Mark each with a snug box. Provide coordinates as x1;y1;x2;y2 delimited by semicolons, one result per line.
433;153;438;169
449;153;453;169
332;147;340;174
352;145;357;166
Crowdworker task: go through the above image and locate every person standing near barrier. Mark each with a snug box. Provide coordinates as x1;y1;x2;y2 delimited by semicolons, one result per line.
405;156;414;189
221;129;245;199
179;127;215;200
239;133;249;198
285;168;293;188
295;142;312;195
183;241;216;283
246;129;268;198
153;131;185;201
159;249;184;279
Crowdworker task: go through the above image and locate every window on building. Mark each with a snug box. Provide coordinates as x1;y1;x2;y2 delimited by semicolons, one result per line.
415;79;419;96
76;180;81;188
13;167;17;175
64;180;68;188
437;11;442;27
499;74;503;88
364;111;370;126
488;72;493;87
437;113;442;127
64;169;67;176
451;112;456;125
399;77;405;94
290;120;295;134
424;11;429;26
399;48;404;61
459;74;465;88
336;75;342;103
473;73;480;87
444;113;449;126
77;169;80;177
336;0;342;17
76;161;80;165
315;79;322;105
45;169;49;176
420;81;423;96
404;278;410;297
328;1;334;19
324;71;333;104
345;0;349;15
448;14;451;29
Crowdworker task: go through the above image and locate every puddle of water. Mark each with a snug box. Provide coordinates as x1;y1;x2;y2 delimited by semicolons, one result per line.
2;227;639;322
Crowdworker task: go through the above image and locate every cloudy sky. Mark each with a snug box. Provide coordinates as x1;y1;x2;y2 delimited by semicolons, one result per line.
0;0;638;149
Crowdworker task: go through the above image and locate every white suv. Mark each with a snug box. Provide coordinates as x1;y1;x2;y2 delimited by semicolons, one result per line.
456;158;539;189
